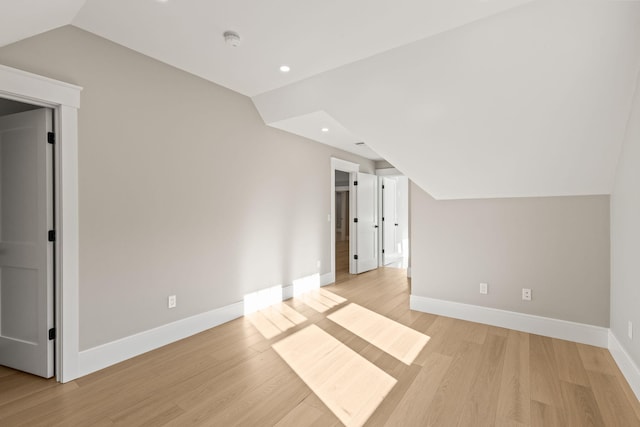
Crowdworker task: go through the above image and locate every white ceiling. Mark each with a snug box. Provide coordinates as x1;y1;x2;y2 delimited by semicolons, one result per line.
2;0;639;199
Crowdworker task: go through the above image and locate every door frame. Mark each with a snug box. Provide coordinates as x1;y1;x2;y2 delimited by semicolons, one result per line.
376;167;410;272
330;158;359;281
0;64;82;383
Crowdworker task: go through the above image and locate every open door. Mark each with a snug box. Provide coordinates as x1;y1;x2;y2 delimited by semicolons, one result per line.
353;172;378;274
0;108;54;378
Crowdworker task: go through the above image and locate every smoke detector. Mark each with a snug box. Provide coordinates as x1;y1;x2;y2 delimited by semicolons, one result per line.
223;31;241;47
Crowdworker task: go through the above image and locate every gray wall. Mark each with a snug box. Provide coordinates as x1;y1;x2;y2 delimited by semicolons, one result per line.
410;186;610;327
0;26;374;350
611;70;640;366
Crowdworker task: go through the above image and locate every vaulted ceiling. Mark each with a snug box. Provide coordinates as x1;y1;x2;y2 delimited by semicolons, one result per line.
2;0;639;199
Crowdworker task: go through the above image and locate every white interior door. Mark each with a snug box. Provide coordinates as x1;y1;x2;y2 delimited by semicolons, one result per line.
0;108;54;378
382;177;401;264
354;172;378;274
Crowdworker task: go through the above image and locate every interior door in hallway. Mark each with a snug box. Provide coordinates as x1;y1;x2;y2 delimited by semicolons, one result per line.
354;172;378;274
0;108;54;378
382;177;401;265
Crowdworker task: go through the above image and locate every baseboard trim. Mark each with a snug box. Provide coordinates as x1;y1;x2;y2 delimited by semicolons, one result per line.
609;331;640;401
78;301;244;378
410;295;609;348
78;272;336;378
320;272;334;286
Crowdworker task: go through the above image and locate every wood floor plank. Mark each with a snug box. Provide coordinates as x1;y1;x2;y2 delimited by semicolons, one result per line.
531;400;566;427
586;370;640;426
496;330;530;426
381;352;452;426
559;381;606;426
552;339;590;386
530;334;563;406
577;344;620;376
422;340;484;426
456;333;507;427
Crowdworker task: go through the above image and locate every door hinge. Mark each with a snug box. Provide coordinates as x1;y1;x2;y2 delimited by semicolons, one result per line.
354;180;358;186
47;132;55;144
382;249;385;254
382;217;385;221
382;184;385;189
353;218;358;223
48;328;55;340
48;230;56;242
354;255;358;260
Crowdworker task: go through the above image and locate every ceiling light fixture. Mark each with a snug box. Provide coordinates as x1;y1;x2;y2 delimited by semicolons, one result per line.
279;65;291;73
223;31;241;47
321;127;329;132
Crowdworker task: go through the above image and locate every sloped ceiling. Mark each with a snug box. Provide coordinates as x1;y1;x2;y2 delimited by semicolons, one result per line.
253;1;640;199
1;0;639;199
0;0;86;46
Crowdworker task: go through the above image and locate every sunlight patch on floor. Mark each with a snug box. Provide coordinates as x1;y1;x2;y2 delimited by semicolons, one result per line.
327;303;430;365
272;325;396;427
246;303;308;339
296;288;346;313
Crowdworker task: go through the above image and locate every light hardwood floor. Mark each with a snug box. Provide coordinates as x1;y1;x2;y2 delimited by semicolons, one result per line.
1;268;640;426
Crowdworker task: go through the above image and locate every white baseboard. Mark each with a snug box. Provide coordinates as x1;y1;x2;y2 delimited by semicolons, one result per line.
78;272;336;378
78;301;244;378
410;295;609;348
609;331;640;401
320;272;334;286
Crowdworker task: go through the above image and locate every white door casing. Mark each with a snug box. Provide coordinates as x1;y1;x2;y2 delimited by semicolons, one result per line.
0;108;54;378
0;64;82;383
354;172;378;274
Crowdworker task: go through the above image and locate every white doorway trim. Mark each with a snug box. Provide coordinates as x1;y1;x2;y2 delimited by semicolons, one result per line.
0;64;82;383
330;157;359;283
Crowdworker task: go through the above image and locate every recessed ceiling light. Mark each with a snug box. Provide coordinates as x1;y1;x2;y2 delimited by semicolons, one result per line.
280;65;291;73
321;127;329;132
155;0;169;3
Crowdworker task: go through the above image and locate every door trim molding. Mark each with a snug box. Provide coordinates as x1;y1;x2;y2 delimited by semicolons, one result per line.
0;64;82;383
330;158;359;282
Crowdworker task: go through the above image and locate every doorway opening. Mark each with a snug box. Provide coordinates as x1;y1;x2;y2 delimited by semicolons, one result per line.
335;170;350;282
0;64;81;383
380;175;409;270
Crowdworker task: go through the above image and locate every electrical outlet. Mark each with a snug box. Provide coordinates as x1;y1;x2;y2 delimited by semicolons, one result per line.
168;295;177;309
522;288;532;301
479;283;488;295
629;321;633;340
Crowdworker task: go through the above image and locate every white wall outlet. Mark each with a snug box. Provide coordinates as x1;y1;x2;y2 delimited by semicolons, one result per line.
479;282;488;295
629;321;633;340
168;295;177;309
522;288;532;301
